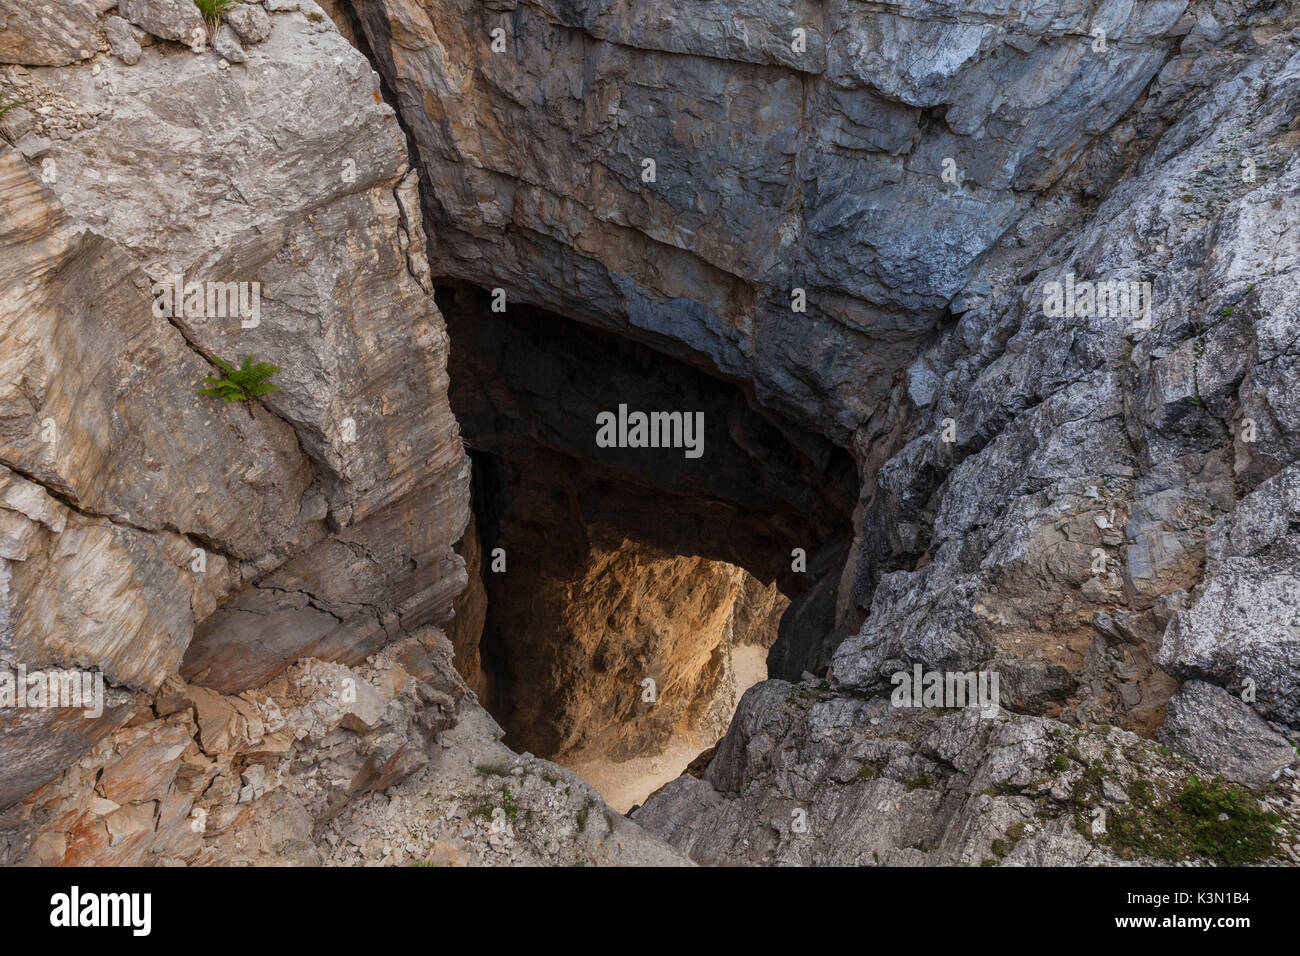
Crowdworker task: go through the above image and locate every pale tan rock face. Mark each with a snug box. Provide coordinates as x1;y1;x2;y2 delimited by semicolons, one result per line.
0;459;235;806
483;535;783;766
0;0;101;67
0;629;689;867
0;150;312;558
181;479;471;694
0;468;237;691
17;22;468;532
0;6;470;810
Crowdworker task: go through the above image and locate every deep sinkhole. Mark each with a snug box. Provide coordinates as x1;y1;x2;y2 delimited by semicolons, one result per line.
435;284;859;809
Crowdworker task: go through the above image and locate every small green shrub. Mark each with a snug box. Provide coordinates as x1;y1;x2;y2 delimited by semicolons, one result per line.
194;0;240;31
197;355;281;410
1105;776;1280;864
498;786;520;821
1128;779;1157;805
1070;760;1106;806
0;91;28;120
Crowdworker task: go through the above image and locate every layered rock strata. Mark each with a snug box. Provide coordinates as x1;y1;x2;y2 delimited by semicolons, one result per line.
1;1;473;821
2;0;1300;869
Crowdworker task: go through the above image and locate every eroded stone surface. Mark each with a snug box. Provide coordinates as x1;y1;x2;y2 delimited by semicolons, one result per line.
633;679;1300;865
0;6;470;813
0;629;688;866
1160;680;1297;785
4;0;1300;869
0;0;101;66
117;0;204;44
1159;467;1300;726
828;27;1300;741
349;0;1193;438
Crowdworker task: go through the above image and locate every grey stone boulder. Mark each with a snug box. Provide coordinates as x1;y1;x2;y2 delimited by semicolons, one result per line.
0;104;35;142
0;0;100;66
103;14;143;65
1158;465;1300;726
1160;681;1297;785
117;0;205;44
224;2;272;44
213;23;246;63
1181;15;1227;53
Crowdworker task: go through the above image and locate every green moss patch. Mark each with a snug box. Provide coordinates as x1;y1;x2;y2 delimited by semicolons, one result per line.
1105;776;1280;865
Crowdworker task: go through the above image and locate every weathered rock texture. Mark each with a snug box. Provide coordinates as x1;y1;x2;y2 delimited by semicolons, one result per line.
3;0;1300;869
825;10;1300;737
1;0;691;867
339;0;1300;864
481;532;781;763
0;3;470;816
1;627;686;866
632;679;1300;865
0;0;103;67
1160;680;1297;785
1159;465;1300;726
346;0;1197;438
630;4;1300;864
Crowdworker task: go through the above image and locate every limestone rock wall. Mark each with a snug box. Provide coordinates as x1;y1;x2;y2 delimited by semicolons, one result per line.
1;0;690;868
4;0;1300;869
0;1;470;812
632;681;1300;866
347;0;1197;438
634;5;1300;864
831;22;1300;731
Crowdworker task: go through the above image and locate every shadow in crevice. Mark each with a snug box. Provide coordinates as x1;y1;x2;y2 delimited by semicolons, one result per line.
436;285;858;795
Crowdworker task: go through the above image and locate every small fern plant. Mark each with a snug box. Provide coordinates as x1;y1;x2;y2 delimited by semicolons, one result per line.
198;355;281;416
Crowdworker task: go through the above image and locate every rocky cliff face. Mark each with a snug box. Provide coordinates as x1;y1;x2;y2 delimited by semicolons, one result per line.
2;0;1300;867
6;622;687;866
0;0;680;865
347;0;1300;865
344;0;1202;437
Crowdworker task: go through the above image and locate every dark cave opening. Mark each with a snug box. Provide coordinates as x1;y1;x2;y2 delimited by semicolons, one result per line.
435;283;860;807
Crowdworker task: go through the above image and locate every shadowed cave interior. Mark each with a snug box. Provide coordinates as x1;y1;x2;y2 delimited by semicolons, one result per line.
436;285;859;809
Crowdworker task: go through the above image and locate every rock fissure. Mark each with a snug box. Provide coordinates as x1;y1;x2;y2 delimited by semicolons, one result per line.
3;0;1300;870
0;452;245;566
